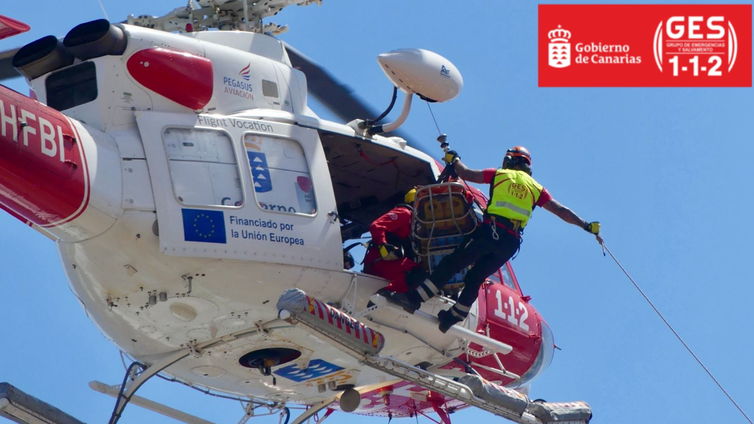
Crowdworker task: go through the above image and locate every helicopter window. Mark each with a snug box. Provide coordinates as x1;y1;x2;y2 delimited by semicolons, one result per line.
487;267;516;291
262;80;278;98
244;133;316;216
500;265;518;291
162;127;244;207
45;61;98;111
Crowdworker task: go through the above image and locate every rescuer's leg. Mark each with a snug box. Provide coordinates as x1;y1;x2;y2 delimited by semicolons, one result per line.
369;258;419;309
438;231;520;333
387;227;488;313
415;227;488;301
404;265;426;291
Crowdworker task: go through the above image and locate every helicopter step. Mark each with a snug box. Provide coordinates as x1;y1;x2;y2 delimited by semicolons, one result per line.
366;293;514;356
277;289;592;424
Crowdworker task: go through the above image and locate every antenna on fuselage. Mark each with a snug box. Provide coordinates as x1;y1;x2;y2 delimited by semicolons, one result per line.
354;48;463;136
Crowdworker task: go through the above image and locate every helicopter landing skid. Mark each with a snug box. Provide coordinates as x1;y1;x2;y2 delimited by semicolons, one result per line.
94;319;293;424
90;380;216;424
104;349;192;424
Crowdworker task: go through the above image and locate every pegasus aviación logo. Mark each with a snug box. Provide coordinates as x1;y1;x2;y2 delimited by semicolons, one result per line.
548;25;572;68
239;63;251;81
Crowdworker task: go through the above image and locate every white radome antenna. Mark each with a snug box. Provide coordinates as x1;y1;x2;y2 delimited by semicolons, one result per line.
378;48;463;103
368;48;463;134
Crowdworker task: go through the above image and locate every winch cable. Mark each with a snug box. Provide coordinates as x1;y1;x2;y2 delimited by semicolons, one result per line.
94;0;110;20
426;102;443;136
601;242;752;424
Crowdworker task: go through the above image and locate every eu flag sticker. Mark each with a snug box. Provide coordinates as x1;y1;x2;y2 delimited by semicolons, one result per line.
273;359;343;382
182;209;227;244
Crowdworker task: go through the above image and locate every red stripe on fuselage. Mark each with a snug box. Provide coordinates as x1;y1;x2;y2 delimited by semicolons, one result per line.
0;85;89;227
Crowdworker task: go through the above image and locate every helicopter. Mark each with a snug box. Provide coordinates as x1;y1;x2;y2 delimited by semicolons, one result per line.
0;2;599;424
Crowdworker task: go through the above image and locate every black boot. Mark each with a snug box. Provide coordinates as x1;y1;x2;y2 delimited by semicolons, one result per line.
437;309;462;333
405;267;427;291
384;290;421;314
368;287;392;308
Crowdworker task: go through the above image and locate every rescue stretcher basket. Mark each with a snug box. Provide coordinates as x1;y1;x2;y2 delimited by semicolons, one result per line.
411;182;478;291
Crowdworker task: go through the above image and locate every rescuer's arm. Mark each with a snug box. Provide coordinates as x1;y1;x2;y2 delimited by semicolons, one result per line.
369;208;410;260
543;199;603;243
449;158;486;183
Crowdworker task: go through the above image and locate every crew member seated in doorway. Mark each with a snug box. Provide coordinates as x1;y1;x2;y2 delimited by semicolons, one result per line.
386;147;602;332
363;189;425;293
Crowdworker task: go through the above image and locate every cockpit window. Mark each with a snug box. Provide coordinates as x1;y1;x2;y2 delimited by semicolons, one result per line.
244;133;317;216
488;265;517;291
500;265;518;291
46;61;98;111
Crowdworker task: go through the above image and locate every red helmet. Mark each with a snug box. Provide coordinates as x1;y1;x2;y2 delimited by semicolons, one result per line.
505;146;532;165
505;146;531;165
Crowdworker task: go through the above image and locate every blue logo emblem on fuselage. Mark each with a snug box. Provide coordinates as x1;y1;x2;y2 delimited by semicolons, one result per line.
248;151;272;193
274;359;343;382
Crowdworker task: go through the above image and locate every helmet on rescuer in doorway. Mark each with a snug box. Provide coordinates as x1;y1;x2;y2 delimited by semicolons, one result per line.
502;146;532;175
404;188;417;204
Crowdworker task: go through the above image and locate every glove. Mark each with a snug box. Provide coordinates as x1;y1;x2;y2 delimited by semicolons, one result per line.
584;221;601;235
444;150;460;165
378;244;402;261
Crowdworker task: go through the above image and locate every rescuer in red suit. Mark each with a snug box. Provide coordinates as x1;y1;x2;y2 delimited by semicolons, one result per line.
363;189;423;293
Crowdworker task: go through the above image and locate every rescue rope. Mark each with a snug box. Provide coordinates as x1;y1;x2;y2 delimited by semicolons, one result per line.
426;102;443;136
601;242;753;424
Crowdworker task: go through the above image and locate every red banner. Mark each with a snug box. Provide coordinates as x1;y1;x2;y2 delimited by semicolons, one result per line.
538;4;752;87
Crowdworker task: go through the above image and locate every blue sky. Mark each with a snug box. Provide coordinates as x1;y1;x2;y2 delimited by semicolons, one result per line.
1;1;753;424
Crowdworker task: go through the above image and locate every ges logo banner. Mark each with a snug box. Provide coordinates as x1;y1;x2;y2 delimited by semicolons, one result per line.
538;4;752;87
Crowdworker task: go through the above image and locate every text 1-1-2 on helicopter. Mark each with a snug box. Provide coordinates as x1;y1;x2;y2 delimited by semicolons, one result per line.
0;2;592;424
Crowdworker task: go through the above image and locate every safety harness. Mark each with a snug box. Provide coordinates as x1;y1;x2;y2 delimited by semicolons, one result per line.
485;169;543;240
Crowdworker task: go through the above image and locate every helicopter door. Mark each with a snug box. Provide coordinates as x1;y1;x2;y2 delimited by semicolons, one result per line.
136;111;343;270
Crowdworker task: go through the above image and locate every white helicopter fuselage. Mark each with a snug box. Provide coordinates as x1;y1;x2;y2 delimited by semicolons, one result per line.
3;21;475;410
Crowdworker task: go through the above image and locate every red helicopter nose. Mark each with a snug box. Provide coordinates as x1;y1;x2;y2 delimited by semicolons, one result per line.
0;84;88;227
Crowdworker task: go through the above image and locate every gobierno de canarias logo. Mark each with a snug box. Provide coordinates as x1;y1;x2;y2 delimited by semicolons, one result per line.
548;25;571;68
547;25;642;68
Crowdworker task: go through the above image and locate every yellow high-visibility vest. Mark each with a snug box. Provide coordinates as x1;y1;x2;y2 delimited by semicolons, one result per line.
487;169;543;228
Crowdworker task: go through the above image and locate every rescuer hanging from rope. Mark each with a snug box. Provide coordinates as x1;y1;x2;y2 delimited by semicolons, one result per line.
386;146;602;332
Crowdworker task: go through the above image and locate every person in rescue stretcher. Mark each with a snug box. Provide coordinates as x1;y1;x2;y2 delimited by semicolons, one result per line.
386;146;602;332
363;188;426;294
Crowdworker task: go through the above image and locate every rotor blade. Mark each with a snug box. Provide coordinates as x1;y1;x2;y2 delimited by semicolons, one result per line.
0;15;30;41
283;42;426;151
0;47;20;82
0;15;28;81
284;42;376;122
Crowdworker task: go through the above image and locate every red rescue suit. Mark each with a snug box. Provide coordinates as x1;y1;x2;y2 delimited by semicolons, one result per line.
363;205;420;293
